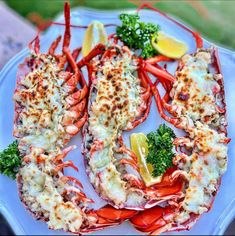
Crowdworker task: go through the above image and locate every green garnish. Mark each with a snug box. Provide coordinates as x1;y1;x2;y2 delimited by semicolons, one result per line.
146;124;176;177
116;13;160;59
0;140;22;179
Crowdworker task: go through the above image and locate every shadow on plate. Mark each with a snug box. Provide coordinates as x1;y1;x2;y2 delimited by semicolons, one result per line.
0;213;14;235
224;218;235;235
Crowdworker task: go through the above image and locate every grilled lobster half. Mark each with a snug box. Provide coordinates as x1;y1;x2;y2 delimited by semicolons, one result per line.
128;4;230;234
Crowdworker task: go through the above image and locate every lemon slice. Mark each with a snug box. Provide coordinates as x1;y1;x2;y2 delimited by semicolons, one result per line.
152;31;188;59
130;133;162;187
82;20;108;57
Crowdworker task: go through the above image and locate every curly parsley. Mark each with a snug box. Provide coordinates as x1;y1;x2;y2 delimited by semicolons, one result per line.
0;140;22;179
146;124;176;177
116;13;160;59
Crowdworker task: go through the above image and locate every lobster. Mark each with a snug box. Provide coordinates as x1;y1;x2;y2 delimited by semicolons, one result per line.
13;3;88;154
127;3;230;234
79;33;186;211
13;3;137;234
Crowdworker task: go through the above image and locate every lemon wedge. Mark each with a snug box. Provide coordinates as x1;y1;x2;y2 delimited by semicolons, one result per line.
152;31;188;59
130;133;162;187
82;20;108;57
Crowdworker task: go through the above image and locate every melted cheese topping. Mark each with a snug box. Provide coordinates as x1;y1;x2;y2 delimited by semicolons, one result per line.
84;47;145;207
171;49;228;225
19;148;83;232
175;123;227;223
88;50;140;144
14;54;71;153
171;50;221;125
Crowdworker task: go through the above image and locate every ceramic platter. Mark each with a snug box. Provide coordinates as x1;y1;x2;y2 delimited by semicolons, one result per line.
0;7;235;235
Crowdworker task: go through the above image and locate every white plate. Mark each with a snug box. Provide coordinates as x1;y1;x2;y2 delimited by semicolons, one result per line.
0;7;235;235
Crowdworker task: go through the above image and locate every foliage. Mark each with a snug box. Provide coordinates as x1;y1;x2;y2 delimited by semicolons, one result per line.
146;124;176;177
116;13;160;58
0;141;22;179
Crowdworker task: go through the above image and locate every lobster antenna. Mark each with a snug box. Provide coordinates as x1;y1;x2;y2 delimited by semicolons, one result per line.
136;3;203;49
63;2;71;50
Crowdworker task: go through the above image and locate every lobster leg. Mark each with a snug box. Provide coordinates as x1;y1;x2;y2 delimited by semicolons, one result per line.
144;62;176;83
65;112;87;135
65;187;94;203
77;43;106;68
116;146;138;163
119;158;139;172
213;48;227;116
62;99;86;126
34;35;40;54
124;69;152;130
66;47;82;72
66;86;88;106
141;70;180;127
63;44;88;98
54;145;76;162
146;55;173;64
60;175;84;189
153;63;174;91
48;35;62;55
123;174;145;189
59;16;87;134
128;94;152;130
77;42;104;93
63;47;88;98
54;160;78;173
28;34;40;54
138;67;149;89
116;136;138;163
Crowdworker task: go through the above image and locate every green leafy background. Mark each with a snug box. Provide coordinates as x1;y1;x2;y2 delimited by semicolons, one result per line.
5;0;235;50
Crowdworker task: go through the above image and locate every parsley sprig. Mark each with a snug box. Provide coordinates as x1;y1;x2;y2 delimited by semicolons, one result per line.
146;124;176;177
116;13;160;59
0;140;22;179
